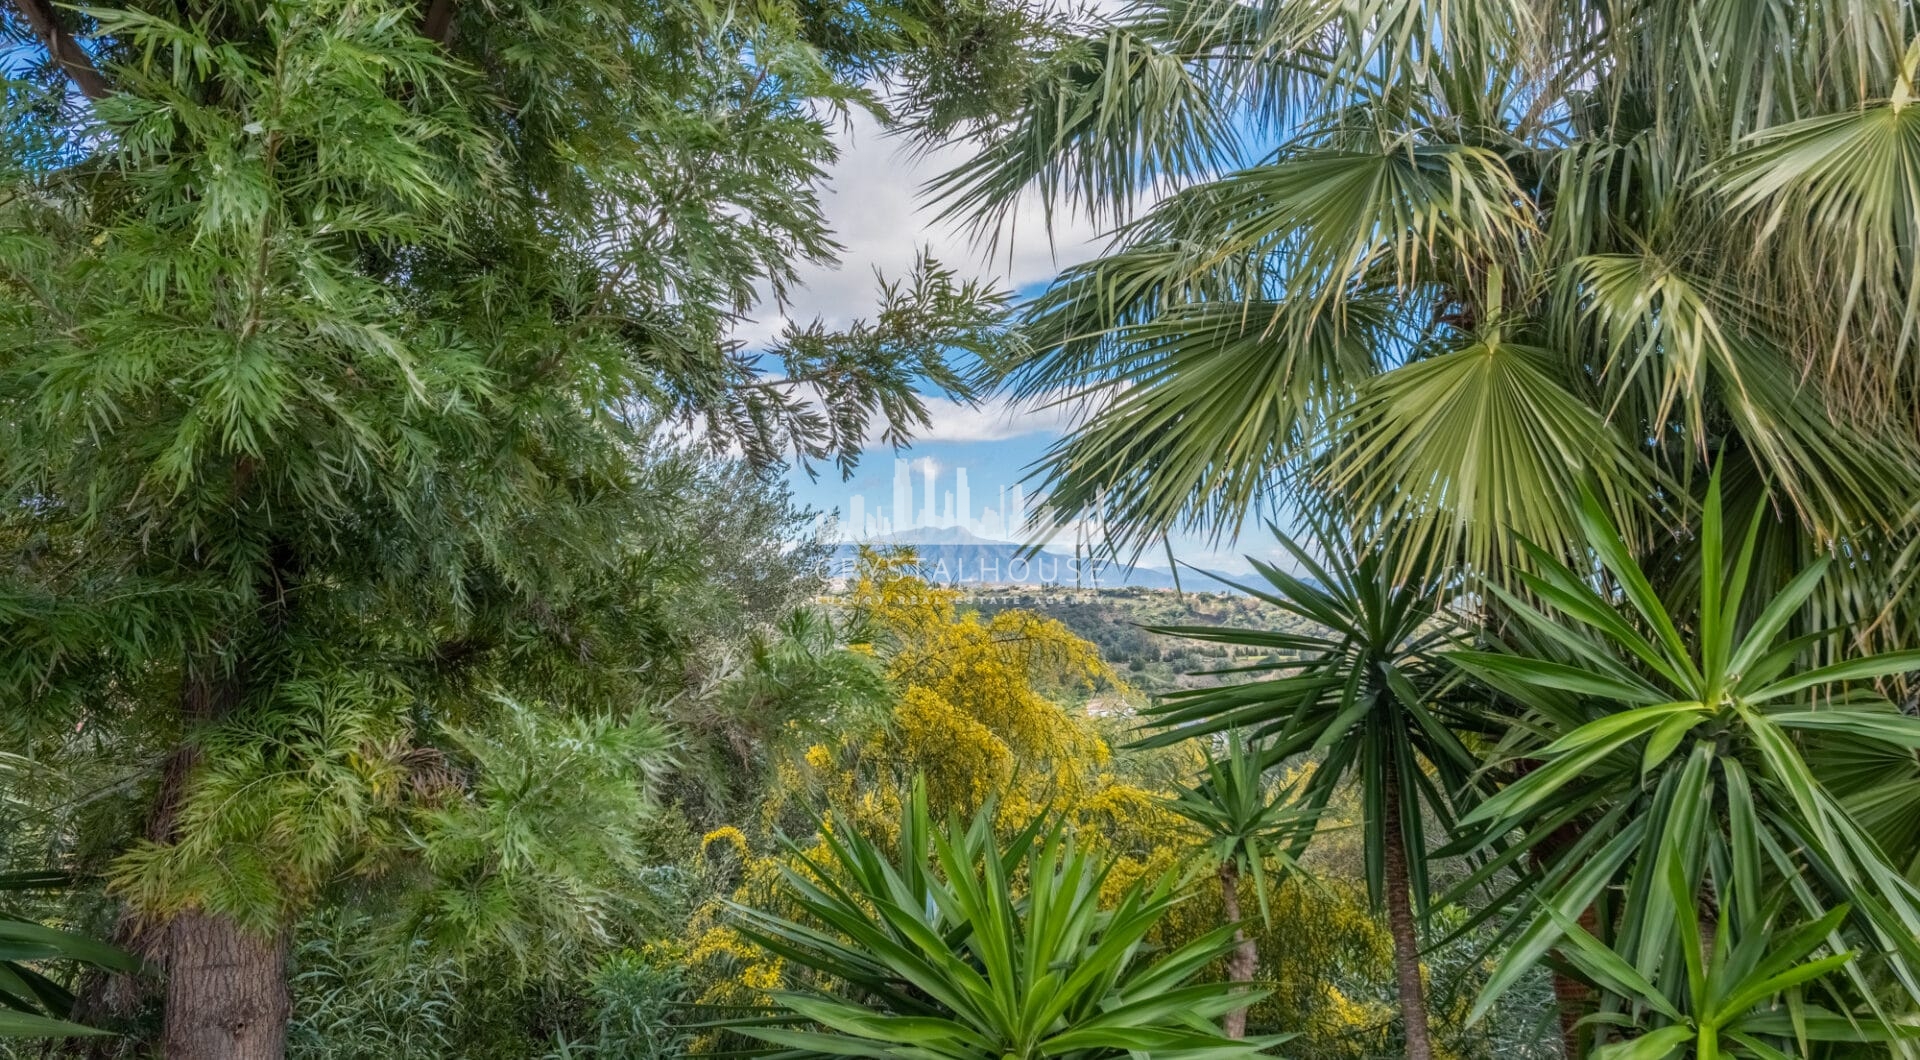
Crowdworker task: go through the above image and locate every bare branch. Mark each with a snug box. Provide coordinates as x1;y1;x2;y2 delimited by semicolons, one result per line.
9;0;110;100
419;0;456;46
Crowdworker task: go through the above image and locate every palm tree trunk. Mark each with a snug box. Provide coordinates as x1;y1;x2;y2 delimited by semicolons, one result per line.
1217;861;1259;1039
1381;759;1435;1060
1550;913;1597;1059
1535;815;1594;1060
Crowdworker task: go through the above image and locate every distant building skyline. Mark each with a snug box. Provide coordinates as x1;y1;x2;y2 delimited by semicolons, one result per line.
828;457;1031;543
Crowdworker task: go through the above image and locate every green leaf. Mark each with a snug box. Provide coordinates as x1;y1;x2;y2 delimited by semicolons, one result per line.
1643;712;1704;775
1590;1023;1692;1059
0;1010;112;1039
1769;709;1920;748
1746;652;1920;703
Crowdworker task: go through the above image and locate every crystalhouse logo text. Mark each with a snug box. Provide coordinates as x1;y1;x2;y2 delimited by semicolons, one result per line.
819;554;1116;586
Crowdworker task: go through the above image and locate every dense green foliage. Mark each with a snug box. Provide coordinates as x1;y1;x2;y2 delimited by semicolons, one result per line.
952;0;1920;612
928;0;1920;1055
6;0;1920;1057
0;0;1043;1052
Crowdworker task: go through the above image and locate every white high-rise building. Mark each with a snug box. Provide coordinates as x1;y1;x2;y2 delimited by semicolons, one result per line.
848;495;865;541
955;468;971;534
1008;485;1027;537
922;461;938;529
892;459;913;532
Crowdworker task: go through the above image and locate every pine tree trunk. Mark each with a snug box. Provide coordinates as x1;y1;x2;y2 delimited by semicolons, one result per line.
1217;861;1259;1039
1381;760;1435;1060
152;665;291;1059
161;912;289;1060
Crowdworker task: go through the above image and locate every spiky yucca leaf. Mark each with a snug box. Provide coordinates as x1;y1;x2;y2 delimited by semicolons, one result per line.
727;782;1284;1058
1161;731;1319;925
1448;471;1920;1035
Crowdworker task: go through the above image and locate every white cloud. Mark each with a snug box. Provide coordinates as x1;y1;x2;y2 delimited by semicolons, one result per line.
732;110;1110;348
907;392;1078;444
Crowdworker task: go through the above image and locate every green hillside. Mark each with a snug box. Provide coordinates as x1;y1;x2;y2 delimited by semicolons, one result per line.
959;584;1321;694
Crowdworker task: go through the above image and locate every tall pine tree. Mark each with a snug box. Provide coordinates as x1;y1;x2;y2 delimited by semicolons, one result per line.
0;0;1040;1055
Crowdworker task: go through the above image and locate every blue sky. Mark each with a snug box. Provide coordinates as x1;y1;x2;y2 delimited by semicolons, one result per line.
756;113;1281;575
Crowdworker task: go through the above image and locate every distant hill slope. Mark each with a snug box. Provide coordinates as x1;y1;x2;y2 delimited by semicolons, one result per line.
940;583;1322;694
829;528;1243;592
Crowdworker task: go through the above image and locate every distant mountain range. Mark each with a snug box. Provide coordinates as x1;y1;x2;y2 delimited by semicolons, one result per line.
828;528;1241;592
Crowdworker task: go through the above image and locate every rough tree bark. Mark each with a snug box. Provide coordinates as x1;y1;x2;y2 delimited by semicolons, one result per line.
159;913;289;1060
1380;758;1435;1060
64;663;291;1060
149;668;289;1060
1217;860;1259;1039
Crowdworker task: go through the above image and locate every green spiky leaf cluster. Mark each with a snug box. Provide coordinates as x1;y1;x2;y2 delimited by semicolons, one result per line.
1444;473;1920;1045
728;783;1286;1058
1554;858;1900;1059
1160;730;1317;926
1136;517;1480;915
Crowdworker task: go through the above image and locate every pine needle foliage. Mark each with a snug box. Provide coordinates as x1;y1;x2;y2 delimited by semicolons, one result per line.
0;0;1056;1047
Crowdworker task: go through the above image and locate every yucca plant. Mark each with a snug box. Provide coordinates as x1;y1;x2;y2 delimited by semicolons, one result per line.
1135;514;1482;1058
0;751;138;1039
1551;843;1904;1059
726;781;1284;1058
1448;474;1920;1051
1162;731;1317;1037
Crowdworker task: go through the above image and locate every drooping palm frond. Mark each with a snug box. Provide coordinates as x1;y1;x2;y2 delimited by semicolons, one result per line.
1128;139;1533;310
1719;100;1920;395
929;22;1236;241
1019;294;1388;553
943;0;1920;610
